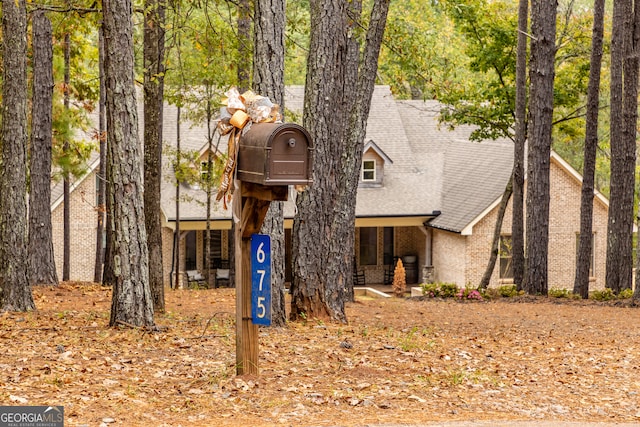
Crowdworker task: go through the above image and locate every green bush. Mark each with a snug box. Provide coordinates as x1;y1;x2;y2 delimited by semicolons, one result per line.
591;288;617;301
420;282;460;298
497;284;519;298
592;287;634;301
439;282;459;298
619;288;634;299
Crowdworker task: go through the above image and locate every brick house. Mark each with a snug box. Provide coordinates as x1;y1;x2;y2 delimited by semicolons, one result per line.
51;86;609;291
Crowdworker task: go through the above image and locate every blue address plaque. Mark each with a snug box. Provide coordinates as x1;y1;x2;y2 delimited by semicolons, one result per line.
251;234;271;326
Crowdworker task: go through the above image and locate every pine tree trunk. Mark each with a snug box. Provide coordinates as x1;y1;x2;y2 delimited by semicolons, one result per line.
237;0;251;93
63;33;71;282
94;26;107;283
0;0;34;311
103;0;154;327
574;0;605;299
254;0;287;326
607;0;637;293
344;0;390;302
144;0;166;312
28;11;59;287
291;0;358;322
291;0;389;321
511;0;528;289
523;0;557;295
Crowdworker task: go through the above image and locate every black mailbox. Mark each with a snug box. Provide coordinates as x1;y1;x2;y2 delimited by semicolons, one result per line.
237;122;314;186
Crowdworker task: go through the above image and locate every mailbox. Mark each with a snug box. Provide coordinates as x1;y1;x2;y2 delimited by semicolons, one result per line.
237;123;314;186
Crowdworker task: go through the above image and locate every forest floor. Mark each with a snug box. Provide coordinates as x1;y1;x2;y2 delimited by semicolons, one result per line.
1;282;640;427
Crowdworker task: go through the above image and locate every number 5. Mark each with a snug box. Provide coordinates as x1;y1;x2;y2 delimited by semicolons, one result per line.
256;297;266;318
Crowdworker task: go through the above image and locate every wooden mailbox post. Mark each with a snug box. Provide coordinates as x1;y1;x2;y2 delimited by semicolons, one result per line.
233;123;313;375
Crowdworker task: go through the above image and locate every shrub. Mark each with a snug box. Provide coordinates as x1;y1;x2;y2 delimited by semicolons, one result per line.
591;288;617;301
619;288;634;299
592;287;634;301
420;282;483;300
420;282;440;298
497;284;519;298
439;282;459;298
457;287;483;301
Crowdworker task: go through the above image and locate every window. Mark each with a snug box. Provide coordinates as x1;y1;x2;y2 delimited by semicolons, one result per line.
185;231;197;270
205;230;223;267
499;235;513;279
383;227;394;265
201;161;213;182
576;233;595;277
359;227;377;266
362;159;376;181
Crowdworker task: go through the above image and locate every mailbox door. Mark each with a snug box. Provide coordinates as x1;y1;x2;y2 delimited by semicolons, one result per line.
267;127;309;184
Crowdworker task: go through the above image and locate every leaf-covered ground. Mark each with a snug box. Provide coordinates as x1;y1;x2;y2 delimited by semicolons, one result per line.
1;283;639;426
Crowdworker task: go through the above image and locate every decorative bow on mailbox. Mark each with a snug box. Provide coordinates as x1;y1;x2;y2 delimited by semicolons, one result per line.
215;87;314;209
215;87;283;209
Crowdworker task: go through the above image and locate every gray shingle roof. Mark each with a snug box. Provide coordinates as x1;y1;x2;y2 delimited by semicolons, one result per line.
56;86;516;234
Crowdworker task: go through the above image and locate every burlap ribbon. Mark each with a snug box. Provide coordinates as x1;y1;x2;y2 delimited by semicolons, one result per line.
215;87;282;209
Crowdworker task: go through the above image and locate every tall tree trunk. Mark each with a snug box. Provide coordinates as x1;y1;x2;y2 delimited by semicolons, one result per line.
103;0;155;327
479;176;513;289
254;0;287;326
291;0;390;322
63;33;71;281
291;0;356;322
523;0;556;295
144;0;167;312
574;0;605;299
237;0;251;93
512;0;528;289
629;0;640;299
343;0;391;303
94;25;107;283
205;97;212;288
172;107;181;289
0;0;34;311
28;11;59;287
607;0;637;293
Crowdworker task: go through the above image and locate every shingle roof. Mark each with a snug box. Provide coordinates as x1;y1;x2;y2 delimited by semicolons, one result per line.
56;86;516;234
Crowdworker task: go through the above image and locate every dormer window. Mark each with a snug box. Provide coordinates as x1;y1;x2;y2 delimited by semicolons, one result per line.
362;160;376;181
359;140;392;188
201;161;212;181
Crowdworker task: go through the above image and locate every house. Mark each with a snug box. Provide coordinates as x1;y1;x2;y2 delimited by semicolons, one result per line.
51;86;609;291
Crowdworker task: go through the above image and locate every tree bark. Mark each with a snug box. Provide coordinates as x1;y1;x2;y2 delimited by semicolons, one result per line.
343;0;391;302
607;0;638;294
0;0;35;311
574;0;605;299
291;0;390;322
94;25;107;283
103;0;155;327
254;0;287;326
28;11;59;287
237;0;251;93
511;0;528;289
144;0;166;312
291;0;355;322
523;0;556;295
63;33;71;282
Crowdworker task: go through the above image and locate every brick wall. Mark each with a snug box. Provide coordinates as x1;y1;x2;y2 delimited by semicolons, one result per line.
458;158;608;290
431;230;466;285
51;171;100;282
